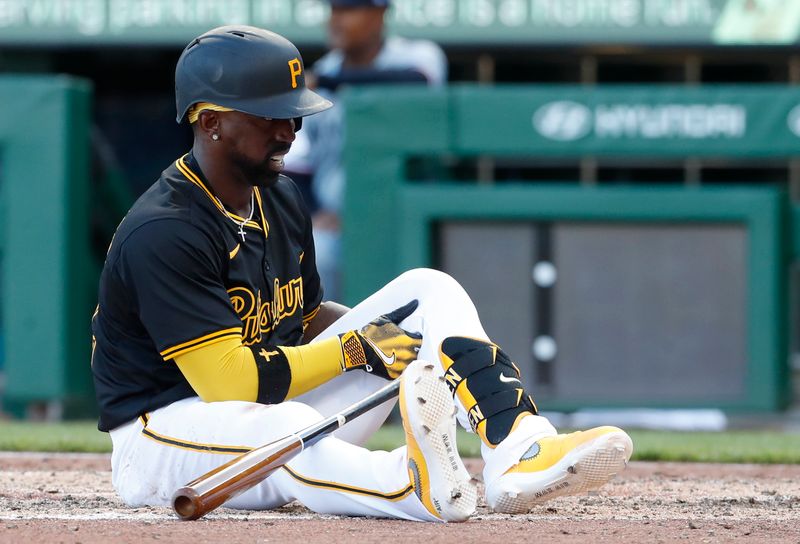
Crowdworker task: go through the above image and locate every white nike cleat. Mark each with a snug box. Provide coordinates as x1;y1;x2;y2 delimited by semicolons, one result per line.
486;426;633;514
400;360;477;522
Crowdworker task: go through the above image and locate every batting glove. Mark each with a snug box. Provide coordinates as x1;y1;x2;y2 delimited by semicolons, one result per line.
339;300;423;380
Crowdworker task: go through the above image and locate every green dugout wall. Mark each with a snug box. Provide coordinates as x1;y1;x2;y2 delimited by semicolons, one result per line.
342;85;798;411
0;76;94;415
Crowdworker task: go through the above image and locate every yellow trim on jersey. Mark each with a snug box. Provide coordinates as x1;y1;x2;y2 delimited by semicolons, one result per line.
299;251;304;263
302;305;321;324
253;187;271;239
139;415;253;455
302;305;321;333
175;156;262;229
229;243;241;260
160;327;243;360
282;464;415;502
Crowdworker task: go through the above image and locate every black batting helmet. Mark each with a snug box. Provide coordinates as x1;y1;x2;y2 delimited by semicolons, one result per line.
175;25;332;124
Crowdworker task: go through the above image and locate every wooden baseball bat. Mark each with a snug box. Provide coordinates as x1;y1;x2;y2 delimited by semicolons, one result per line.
172;379;401;520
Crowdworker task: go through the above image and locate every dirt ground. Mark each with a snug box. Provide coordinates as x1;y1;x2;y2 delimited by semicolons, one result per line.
1;453;799;543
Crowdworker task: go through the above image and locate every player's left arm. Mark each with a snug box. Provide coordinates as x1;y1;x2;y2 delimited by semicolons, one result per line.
175;300;422;402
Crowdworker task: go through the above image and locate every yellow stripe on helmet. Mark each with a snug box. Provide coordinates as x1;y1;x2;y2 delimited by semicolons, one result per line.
187;102;235;123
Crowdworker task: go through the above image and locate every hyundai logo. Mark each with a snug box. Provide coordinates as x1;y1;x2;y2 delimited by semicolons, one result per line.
532;101;593;141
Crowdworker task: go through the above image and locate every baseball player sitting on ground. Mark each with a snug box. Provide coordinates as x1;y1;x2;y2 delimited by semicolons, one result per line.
91;26;633;522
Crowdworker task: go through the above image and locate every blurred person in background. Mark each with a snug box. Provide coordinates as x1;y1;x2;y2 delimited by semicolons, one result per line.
284;0;447;301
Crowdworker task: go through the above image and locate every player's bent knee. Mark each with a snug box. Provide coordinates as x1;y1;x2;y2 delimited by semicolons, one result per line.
399;267;451;285
400;268;470;300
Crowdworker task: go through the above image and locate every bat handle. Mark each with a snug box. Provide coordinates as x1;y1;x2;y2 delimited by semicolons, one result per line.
302;379;400;446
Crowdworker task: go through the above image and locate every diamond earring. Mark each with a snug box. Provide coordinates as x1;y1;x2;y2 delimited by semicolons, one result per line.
211;134;219;141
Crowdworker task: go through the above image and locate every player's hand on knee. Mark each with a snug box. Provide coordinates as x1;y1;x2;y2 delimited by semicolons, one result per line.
339;300;423;380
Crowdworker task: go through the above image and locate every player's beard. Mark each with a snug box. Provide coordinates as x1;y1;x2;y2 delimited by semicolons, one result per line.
231;145;289;188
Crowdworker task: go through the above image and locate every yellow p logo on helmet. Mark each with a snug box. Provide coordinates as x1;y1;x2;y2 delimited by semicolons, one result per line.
288;58;302;89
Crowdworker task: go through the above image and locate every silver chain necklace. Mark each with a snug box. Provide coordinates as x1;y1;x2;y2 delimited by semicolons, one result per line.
218;190;255;242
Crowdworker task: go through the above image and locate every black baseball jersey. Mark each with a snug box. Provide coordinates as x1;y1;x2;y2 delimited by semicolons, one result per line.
91;152;323;432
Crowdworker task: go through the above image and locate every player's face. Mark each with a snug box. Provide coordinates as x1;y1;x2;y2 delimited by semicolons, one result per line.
221;112;296;187
328;6;385;53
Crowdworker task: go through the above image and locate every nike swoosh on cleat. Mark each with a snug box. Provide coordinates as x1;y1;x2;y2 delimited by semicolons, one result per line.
363;337;397;367
499;373;521;384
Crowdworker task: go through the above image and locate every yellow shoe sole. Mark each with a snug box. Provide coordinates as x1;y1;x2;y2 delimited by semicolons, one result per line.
487;429;633;514
401;360;477;522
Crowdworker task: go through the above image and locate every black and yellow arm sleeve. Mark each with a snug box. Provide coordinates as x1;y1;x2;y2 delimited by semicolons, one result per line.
174;335;345;404
174;300;422;404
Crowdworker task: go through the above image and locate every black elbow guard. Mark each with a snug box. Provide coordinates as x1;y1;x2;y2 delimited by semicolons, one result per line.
251;346;292;404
